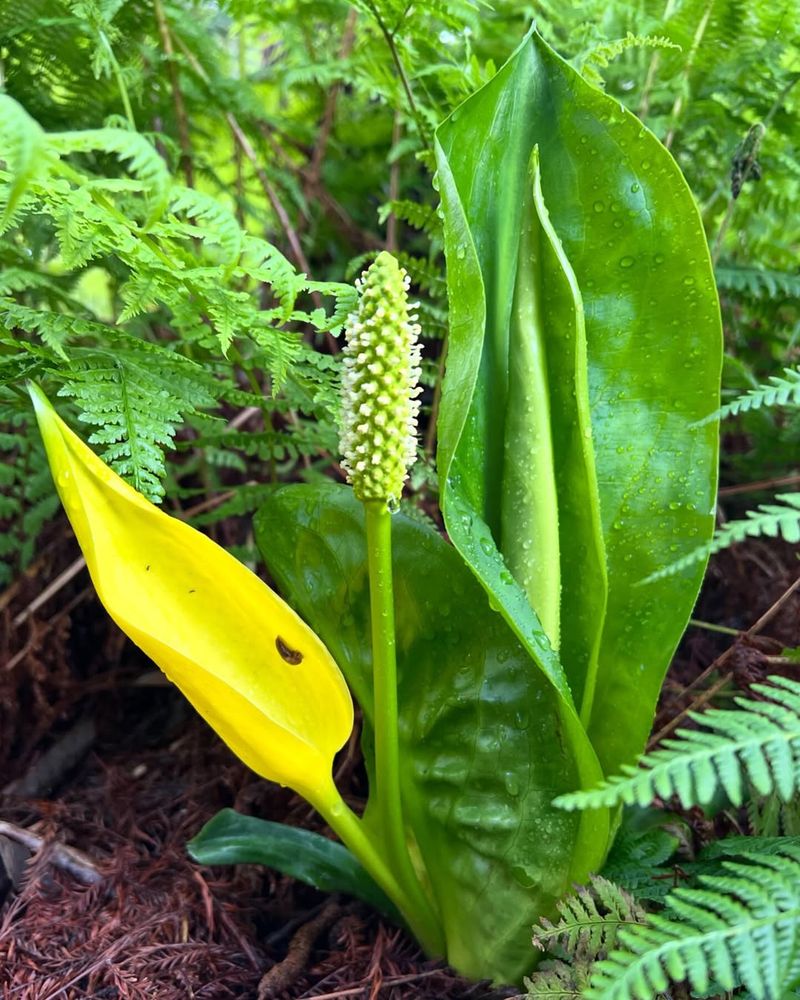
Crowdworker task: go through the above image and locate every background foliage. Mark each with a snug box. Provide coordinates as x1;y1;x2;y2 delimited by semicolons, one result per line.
1;0;799;584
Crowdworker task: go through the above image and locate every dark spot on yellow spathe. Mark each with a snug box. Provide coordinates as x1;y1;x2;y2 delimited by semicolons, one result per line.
276;636;304;665
188;588;196;594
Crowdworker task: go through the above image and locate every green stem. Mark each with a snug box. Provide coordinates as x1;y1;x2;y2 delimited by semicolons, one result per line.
312;780;443;956
363;499;443;951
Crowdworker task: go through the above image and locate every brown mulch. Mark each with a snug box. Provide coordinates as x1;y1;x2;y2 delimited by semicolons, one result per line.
1;525;798;999
0;532;514;999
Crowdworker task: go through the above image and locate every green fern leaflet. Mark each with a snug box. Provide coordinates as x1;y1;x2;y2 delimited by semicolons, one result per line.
533;875;647;961
697;367;800;424
555;676;800;811
585;845;800;1000
645;494;800;582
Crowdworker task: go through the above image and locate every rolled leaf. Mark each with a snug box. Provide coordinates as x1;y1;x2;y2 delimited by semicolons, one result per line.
435;29;722;775
29;384;353;808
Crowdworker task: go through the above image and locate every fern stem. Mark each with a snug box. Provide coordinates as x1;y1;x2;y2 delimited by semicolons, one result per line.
424;339;447;458
98;30;136;130
363;0;430;148
153;0;195;187
719;473;800;498
663;0;714;150
636;0;678;119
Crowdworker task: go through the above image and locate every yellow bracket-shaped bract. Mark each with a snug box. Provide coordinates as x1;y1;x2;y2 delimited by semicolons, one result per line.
30;385;353;810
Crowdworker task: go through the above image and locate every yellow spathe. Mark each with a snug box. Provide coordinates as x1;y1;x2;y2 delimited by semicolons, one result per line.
30;385;353;806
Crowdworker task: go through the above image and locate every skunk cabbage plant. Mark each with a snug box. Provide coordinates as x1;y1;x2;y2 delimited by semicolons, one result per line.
28;29;721;986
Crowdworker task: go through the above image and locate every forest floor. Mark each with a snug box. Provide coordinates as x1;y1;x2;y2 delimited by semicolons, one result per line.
0;523;798;999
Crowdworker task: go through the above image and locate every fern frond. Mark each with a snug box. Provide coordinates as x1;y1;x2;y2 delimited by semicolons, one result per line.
0;95;47;230
698;367;800;422
395;251;445;294
555;676;800;812
303;280;359;334
534;876;647;961
601;809;685;902
578;32;680;85
716;264;800;301
169;186;242;266
58;339;222;500
525;959;589;999
0;388;59;585
585;845;800;1000
377;198;441;234
699;835;800;864
644;494;800;582
46;127;170;222
189;483;275;526
0;268;74;303
747;796;800;838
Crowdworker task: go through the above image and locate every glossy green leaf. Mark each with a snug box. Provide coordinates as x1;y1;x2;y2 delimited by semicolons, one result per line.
255;483;609;983
188;808;399;919
435;29;722;776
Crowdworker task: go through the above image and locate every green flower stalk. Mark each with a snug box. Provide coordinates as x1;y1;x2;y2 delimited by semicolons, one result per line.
340;251;422;503
339;252;440;948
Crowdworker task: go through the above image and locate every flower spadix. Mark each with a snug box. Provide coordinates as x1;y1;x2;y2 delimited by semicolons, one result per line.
29;385;353;807
340;251;422;503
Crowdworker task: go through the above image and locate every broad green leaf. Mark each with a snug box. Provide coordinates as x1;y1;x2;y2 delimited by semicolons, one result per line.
255;483;609;983
435;29;722;776
188;808;399;919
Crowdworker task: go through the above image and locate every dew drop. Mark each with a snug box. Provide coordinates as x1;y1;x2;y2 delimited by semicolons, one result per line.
593;200;604;213
619;256;635;269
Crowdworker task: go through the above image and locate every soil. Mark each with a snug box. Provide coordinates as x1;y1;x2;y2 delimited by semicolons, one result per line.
1;522;798;999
